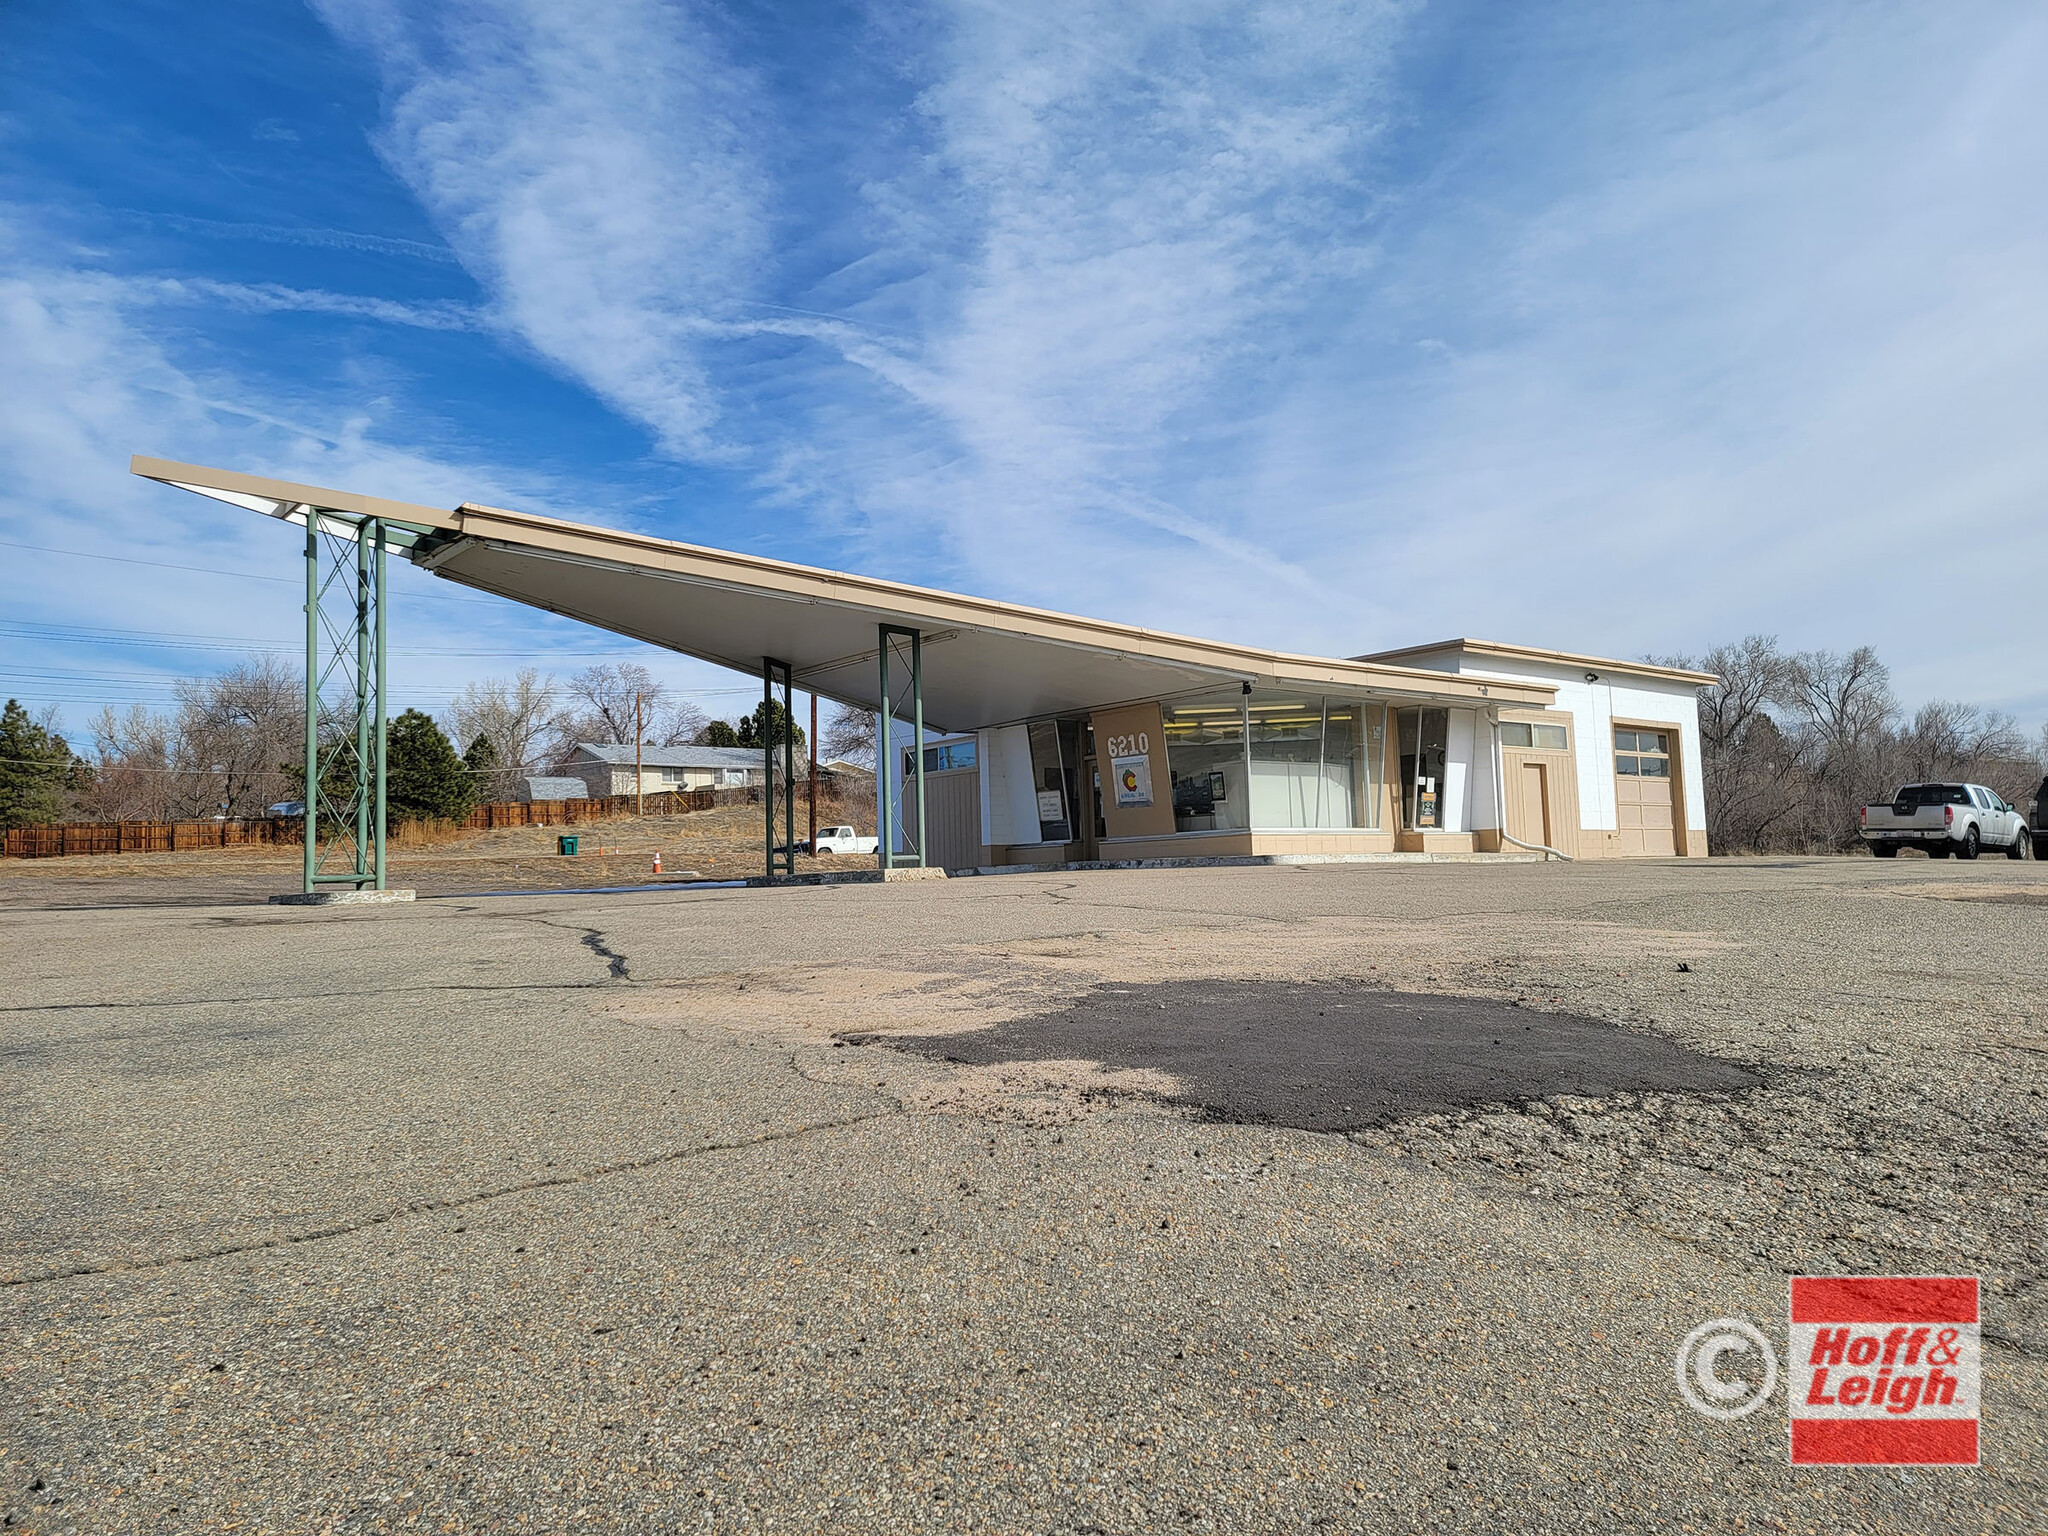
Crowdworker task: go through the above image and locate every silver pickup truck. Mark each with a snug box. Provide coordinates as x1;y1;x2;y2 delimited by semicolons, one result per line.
1860;782;2031;860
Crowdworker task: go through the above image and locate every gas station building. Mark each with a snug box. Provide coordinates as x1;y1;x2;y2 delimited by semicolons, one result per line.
133;457;1713;885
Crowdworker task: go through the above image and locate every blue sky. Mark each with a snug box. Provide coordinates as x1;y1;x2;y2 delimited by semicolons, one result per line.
4;0;2045;741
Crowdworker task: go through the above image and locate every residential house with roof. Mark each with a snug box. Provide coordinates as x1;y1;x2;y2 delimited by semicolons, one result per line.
562;743;767;800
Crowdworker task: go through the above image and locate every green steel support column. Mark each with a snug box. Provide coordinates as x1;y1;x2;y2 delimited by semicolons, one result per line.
761;657;795;878
911;628;926;868
876;625;926;869
877;630;892;870
303;513;318;895
782;665;795;878
373;521;388;890
354;518;372;884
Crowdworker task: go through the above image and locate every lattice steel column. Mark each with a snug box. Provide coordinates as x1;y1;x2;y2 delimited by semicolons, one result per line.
301;512;389;892
877;625;926;869
763;656;795;880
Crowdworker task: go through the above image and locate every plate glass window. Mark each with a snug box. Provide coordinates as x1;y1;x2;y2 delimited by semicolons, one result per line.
1246;694;1382;829
1026;720;1073;842
1397;708;1450;829
1162;690;1248;832
906;739;977;776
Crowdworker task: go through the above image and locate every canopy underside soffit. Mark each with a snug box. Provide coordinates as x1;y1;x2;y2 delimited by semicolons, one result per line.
131;456;1556;734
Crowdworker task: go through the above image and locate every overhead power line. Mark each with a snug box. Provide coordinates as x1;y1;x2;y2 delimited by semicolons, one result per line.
0;618;705;660
0;537;503;604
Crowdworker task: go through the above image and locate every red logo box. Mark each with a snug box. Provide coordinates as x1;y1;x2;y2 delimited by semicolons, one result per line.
1789;1276;1979;1466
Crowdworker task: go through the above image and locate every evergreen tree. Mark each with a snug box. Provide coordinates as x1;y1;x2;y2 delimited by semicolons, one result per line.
461;732;501;800
385;710;477;824
0;699;75;830
732;700;807;752
698;719;739;748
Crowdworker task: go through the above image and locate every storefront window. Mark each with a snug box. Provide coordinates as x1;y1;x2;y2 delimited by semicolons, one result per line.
1328;701;1384;830
1162;689;1248;832
1249;693;1324;827
1026;720;1072;842
1397;707;1450;829
1245;693;1384;829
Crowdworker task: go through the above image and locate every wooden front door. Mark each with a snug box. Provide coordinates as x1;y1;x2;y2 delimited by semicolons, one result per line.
1517;761;1551;849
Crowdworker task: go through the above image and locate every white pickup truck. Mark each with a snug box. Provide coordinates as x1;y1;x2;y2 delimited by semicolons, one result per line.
811;825;880;855
1859;782;2031;860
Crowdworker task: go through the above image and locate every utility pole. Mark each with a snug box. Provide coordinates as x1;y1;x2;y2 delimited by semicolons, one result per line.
808;692;818;853
635;692;644;818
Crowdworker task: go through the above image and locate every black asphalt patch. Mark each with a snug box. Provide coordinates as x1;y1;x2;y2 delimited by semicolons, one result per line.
860;979;1763;1131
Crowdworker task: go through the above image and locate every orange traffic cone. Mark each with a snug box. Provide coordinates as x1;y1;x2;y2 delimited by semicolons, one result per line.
652;850;662;876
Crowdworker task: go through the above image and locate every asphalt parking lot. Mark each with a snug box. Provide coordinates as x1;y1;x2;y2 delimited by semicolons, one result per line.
2;857;2044;1533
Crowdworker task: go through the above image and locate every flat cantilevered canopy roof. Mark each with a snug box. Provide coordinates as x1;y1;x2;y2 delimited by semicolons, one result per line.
132;457;1555;732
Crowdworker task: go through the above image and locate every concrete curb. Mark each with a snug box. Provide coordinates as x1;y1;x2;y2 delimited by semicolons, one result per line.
745;866;950;887
950;851;1549;876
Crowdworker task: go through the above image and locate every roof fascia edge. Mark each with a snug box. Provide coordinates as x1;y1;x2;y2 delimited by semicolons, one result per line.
1355;637;1718;687
130;456;459;533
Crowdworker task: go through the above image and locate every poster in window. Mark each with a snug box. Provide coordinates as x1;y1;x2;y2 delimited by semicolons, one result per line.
1111;753;1153;808
1036;789;1066;822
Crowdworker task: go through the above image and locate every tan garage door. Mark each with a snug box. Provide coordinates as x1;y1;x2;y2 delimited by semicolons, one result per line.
1614;728;1676;856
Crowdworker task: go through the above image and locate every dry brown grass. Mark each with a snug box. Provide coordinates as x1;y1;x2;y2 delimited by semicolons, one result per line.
1;794;881;892
389;817;471;849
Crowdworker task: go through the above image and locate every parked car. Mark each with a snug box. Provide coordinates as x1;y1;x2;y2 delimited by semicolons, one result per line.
1859;782;2030;860
267;801;305;818
812;825;879;855
2033;777;2048;849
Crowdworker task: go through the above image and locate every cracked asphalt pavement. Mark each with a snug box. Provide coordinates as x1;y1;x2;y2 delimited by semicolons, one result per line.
1;857;2043;1532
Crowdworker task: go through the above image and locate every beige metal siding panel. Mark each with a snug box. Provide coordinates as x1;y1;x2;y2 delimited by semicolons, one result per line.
924;768;983;871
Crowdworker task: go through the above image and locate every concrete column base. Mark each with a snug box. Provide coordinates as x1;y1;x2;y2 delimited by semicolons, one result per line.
268;888;418;906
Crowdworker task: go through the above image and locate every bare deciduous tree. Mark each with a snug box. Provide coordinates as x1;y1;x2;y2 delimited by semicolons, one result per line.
82;704;173;822
818;703;876;767
1656;636;1801;853
543;663;704;762
653;699;708;748
171;657;301;819
445;669;560;798
1665;636;2040;853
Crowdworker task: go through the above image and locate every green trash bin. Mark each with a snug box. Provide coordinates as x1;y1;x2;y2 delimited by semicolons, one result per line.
558;834;579;856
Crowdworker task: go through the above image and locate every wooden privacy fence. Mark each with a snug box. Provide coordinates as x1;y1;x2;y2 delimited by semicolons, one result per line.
459;788;720;829
3;818;302;859
2;787;743;858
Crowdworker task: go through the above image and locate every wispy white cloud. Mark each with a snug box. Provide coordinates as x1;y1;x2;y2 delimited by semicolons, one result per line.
138;211;459;264
314;0;1406;615
833;0;1409;615
314;0;786;459
124;274;482;330
1228;5;2048;711
0;237;751;730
